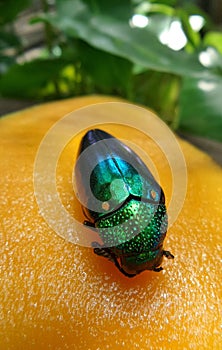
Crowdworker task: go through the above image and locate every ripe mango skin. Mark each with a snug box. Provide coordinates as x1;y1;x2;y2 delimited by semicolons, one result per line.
0;96;222;350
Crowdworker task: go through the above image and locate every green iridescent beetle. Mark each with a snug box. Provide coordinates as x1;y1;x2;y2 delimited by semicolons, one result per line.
75;129;174;277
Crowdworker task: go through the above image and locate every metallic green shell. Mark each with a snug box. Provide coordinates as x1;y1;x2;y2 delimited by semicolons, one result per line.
96;199;167;266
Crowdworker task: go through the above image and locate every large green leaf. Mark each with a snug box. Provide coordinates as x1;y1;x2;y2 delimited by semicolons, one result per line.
179;76;222;142
77;42;132;95
34;0;208;77
82;0;133;19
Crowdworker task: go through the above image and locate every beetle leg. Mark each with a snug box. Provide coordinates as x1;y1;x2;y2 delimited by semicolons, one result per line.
92;241;114;260
113;261;137;278
92;242;119;267
153;266;163;272
163;250;174;259
152;250;174;272
93;245;114;261
83;220;95;227
92;242;137;278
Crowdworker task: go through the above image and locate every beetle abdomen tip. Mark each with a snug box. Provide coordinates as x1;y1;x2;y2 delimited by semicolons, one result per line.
80;129;113;153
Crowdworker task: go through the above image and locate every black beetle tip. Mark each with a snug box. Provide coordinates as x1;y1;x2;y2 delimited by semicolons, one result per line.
80;129;113;152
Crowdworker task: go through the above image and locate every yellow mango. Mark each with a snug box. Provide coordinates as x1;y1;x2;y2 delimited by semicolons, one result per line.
0;96;221;349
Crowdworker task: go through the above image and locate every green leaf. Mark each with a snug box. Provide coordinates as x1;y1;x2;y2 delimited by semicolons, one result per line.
198;47;222;74
146;0;177;6
78;42;133;95
0;55;16;74
133;70;181;125
83;0;133;19
178;8;200;49
204;32;222;55
0;59;69;99
39;0;207;77
0;30;21;50
179;76;222;142
142;14;172;37
136;3;175;16
0;0;31;25
55;0;133;20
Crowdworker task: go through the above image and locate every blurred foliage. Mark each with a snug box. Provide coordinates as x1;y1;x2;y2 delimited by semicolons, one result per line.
0;0;222;141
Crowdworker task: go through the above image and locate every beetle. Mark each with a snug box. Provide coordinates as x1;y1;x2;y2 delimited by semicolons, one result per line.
75;129;174;277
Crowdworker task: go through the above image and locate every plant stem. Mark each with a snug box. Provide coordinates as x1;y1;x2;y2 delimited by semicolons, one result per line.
41;0;61;96
41;0;53;54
